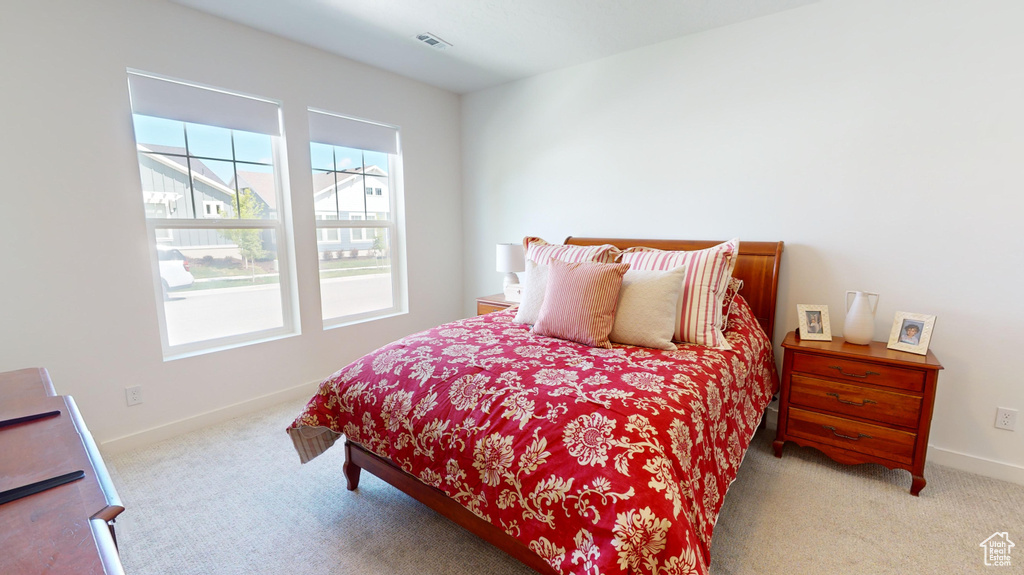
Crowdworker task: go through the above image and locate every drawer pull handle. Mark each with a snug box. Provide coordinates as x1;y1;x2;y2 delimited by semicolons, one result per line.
822;425;871;441
828;366;880;379
826;392;877;407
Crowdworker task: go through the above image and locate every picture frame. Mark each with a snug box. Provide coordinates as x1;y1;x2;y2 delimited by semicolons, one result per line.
887;311;936;355
797;304;832;341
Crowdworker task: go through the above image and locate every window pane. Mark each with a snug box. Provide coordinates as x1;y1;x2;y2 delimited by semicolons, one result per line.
335;170;365;216
233;163;278;220
191;158;237;195
319;228;393;320
312;169;338;219
185;122;233;160
363;150;388;176
157;228;283;347
364;174;389;218
139;152;193;219
310;142;335;171
333;146;363;174
232;129;273;164
133;114;185;149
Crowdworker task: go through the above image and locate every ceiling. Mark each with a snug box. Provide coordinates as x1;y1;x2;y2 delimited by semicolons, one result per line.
172;0;819;94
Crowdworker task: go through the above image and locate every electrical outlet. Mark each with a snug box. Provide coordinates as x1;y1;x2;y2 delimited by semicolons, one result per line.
995;407;1017;431
126;385;143;407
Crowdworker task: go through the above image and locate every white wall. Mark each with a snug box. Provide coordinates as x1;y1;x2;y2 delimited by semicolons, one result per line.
462;0;1024;481
0;0;463;448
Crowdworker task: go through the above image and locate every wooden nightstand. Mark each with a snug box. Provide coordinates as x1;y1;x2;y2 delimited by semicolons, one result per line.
476;293;516;316
773;331;943;495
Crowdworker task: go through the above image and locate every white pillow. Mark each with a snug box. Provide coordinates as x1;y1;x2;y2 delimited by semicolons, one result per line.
609;266;687;351
513;260;549;325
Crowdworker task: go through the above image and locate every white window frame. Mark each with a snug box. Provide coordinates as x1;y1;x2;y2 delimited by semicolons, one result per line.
130;71;299;360
308;108;407;328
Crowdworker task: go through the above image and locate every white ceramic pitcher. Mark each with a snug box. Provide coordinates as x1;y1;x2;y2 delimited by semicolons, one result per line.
844;291;879;345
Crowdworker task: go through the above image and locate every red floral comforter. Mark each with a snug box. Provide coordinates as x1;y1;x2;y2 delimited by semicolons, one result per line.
288;296;778;575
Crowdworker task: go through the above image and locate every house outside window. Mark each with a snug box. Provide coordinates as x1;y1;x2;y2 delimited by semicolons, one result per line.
308;109;406;326
128;71;297;359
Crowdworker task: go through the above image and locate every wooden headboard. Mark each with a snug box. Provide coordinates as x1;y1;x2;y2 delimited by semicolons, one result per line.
564;237;785;344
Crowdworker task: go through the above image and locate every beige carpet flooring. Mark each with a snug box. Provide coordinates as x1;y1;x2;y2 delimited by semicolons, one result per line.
106;399;1024;574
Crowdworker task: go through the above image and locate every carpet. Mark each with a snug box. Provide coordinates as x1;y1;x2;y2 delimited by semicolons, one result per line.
105;399;1023;574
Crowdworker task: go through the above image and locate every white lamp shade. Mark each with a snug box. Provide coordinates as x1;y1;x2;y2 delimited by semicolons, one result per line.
496;243;525;273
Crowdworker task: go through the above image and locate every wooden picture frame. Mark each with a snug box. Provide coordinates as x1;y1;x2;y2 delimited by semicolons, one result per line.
887;311;936;355
797;304;831;341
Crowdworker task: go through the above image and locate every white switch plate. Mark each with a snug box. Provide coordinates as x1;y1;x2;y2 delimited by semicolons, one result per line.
126;385;143;406
995;407;1017;431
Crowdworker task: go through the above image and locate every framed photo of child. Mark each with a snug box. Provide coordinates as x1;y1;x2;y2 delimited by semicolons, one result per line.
887;311;936;355
797;304;832;341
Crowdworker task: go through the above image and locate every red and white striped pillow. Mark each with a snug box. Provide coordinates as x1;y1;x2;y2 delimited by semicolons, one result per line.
523;237;620;266
619;238;739;349
532;260;630;348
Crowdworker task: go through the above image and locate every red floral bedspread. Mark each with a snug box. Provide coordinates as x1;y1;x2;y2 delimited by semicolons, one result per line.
288;296;778;575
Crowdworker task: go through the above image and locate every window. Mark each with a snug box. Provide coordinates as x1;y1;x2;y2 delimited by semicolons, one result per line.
308;109;405;326
128;71;296;358
203;201;226;218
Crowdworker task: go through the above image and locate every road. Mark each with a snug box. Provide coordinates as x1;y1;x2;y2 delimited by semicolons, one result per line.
165;273;393;346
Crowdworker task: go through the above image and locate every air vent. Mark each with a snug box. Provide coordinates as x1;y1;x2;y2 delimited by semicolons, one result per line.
415;32;452;50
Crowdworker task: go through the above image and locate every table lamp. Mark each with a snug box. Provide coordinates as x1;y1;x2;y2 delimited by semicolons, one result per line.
496;243;525;289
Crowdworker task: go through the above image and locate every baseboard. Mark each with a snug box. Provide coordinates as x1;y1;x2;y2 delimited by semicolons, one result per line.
927;445;1024;486
768;402;1024;486
100;379;320;455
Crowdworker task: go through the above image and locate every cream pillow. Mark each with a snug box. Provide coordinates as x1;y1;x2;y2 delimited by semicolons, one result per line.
609;266;687;350
512;260;549;325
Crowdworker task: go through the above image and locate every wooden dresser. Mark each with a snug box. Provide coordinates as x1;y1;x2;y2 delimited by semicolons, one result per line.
773;331;943;495
0;368;125;574
476;293;516;315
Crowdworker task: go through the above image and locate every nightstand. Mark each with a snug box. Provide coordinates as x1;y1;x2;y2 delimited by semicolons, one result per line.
476;293;516;316
773;331;943;495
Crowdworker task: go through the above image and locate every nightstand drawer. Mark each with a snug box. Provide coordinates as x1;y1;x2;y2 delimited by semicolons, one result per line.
792;353;924;393
789;374;923;428
787;407;916;465
477;302;508;315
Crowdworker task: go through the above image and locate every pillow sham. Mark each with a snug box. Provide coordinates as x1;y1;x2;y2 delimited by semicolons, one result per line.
619;238;739;349
532;260;630;349
523;237;620;266
512;260;549;325
608;266;687;351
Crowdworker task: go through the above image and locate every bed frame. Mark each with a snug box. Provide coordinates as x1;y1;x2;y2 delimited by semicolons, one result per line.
342;238;784;575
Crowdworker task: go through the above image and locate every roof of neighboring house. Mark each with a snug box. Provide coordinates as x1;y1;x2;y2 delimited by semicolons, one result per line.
232;170;278;211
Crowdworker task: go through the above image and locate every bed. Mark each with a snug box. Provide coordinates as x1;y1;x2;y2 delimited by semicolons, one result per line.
288;237;784;575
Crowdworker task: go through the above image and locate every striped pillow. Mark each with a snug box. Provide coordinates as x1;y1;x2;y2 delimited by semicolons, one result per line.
619;238;739;349
523;237;620;266
532;260;630;348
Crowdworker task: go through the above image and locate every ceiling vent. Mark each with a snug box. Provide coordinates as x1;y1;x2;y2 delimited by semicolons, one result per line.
414;32;452;50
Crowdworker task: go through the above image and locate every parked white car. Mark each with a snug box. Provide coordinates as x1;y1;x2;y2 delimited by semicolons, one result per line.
158;246;194;299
